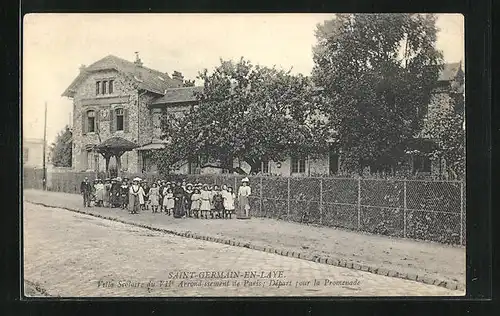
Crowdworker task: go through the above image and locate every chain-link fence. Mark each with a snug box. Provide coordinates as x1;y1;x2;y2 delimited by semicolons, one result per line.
23;168;466;246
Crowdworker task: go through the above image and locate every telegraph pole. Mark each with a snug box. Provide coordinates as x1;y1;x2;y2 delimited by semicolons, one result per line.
42;101;47;190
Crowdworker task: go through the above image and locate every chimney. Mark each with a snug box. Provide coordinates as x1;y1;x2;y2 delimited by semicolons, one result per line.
172;71;184;83
79;64;86;73
134;52;143;67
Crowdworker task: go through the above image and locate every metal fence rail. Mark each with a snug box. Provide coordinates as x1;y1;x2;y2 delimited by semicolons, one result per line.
22;168;465;246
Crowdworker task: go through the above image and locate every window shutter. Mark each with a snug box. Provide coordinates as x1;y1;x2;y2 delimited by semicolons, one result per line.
81;111;87;135
95;110;100;133
124;108;129;133
109;109;115;133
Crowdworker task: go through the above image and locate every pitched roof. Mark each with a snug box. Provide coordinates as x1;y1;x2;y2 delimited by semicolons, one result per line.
438;62;463;82
94;137;138;152
62;55;182;97
151;86;204;105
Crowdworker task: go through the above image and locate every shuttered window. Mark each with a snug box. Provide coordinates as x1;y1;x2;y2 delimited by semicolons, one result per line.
116;108;124;131
109;108;115;133
123;108;129;132
110;106;129;133
82;110;97;134
87;110;96;133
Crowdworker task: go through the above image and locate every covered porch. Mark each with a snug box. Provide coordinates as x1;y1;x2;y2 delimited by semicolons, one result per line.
93;137;138;178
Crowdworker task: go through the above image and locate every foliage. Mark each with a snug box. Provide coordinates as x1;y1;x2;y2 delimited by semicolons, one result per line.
183;79;195;87
154;58;330;174
423;92;465;179
312;13;443;173
50;126;72;167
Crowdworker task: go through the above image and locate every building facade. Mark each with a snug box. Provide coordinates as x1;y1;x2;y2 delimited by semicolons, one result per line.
64;55;464;177
23;138;45;169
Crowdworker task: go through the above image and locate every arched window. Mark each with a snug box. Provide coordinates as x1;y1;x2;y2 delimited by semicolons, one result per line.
115;108;124;131
87;110;96;133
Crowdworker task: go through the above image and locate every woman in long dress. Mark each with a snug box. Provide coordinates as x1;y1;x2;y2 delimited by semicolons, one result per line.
237;178;252;219
173;181;186;218
103;178;111;207
110;178;120;208
93;179;103;207
128;178;145;214
184;184;194;217
120;180;129;209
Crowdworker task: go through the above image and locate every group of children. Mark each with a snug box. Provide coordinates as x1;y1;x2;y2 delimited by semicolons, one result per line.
85;177;238;219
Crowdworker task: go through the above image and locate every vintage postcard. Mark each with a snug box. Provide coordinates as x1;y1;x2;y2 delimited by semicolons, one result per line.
22;13;465;297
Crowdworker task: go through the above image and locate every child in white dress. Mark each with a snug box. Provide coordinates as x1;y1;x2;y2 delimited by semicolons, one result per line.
200;185;211;219
223;186;236;219
191;188;201;218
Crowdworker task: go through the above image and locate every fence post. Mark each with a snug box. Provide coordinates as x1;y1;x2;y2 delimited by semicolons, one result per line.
287;177;290;219
460;181;464;246
357;178;361;230
259;176;263;217
319;178;323;225
403;180;407;238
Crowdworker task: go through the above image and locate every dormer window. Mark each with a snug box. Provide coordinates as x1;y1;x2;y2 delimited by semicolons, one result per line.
96;79;115;95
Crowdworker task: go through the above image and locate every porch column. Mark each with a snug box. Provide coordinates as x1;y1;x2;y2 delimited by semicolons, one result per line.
104;154;111;177
114;151;124;178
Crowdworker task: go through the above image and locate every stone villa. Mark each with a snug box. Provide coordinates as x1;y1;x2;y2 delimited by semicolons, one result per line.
63;54;464;177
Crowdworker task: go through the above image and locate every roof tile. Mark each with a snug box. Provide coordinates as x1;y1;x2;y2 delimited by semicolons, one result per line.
151;86;204;105
62;55;182;97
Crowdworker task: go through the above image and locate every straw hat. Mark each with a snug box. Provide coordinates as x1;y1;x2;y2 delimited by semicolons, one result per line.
116;177;122;182
242;177;250;182
133;177;141;182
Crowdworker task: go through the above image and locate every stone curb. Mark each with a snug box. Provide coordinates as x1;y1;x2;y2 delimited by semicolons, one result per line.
26;201;465;292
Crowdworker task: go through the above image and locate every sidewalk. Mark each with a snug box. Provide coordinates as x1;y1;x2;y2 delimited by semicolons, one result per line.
23;189;465;290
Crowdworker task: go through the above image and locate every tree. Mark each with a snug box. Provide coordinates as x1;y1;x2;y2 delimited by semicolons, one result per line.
183;79;195;87
423;91;465;179
153;58;329;174
312;14;443;174
50;126;72;167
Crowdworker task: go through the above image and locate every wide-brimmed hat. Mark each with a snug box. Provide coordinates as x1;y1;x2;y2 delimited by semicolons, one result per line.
133;177;141;182
242;177;250;182
186;183;193;188
115;177;122;182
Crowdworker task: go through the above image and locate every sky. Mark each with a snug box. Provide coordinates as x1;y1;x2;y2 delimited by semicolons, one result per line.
22;13;464;144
